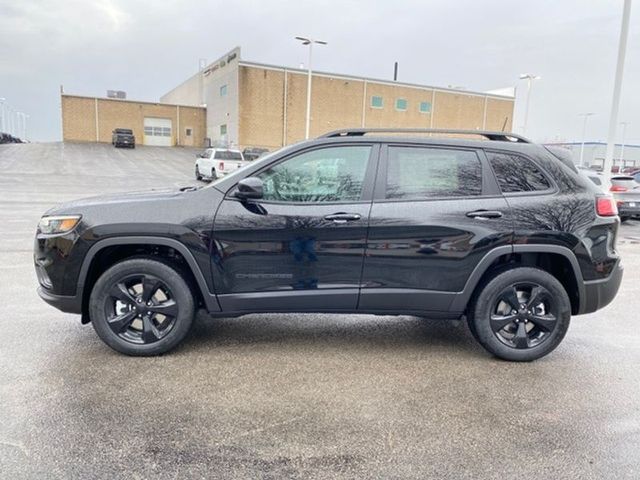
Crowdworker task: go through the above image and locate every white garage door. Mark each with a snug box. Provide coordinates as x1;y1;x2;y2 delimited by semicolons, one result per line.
143;117;172;146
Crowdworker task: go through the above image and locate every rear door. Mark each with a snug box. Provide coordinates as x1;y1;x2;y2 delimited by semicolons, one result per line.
359;143;512;313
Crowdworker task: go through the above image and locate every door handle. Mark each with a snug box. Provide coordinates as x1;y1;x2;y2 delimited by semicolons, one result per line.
466;210;503;219
324;213;362;223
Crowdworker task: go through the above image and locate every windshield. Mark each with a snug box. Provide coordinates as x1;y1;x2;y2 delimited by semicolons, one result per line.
214;150;243;160
115;129;133;134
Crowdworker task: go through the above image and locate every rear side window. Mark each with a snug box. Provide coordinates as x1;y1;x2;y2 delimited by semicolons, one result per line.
385;146;482;199
487;152;551;193
214;150;243;160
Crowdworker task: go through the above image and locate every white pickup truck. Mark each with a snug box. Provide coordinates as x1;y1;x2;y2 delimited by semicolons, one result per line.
195;148;247;180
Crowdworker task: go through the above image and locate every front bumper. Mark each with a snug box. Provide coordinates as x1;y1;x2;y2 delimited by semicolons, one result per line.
37;287;81;314
580;259;624;314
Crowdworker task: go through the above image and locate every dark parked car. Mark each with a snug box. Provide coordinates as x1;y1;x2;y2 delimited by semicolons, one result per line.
242;147;269;162
34;128;623;361
0;132;23;144
112;128;135;148
610;176;640;221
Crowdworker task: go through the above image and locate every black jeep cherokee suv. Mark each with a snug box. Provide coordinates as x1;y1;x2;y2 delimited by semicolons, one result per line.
34;129;623;361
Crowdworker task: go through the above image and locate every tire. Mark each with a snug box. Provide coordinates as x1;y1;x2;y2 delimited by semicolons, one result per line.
89;258;195;356
620;216;629;223
468;267;571;362
195;166;202;181
210;168;217;181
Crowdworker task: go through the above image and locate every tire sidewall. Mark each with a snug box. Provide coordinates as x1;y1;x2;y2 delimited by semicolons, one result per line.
89;259;195;356
471;267;571;362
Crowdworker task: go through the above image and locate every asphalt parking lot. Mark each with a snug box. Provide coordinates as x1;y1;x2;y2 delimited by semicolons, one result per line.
1;142;639;479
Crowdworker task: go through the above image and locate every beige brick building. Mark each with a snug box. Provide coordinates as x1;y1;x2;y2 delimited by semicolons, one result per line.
62;46;514;150
161;47;514;150
61;95;206;147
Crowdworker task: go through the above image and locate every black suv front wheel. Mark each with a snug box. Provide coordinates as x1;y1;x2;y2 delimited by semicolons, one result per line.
469;267;571;361
89;258;195;356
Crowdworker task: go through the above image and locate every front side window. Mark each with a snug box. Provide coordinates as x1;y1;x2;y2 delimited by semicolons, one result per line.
257;146;371;203
487;152;551;193
371;96;383;108
385;147;482;199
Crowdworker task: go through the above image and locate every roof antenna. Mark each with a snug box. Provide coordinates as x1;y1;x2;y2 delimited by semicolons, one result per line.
393;62;398;81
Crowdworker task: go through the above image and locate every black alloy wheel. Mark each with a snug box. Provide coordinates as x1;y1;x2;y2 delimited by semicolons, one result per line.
89;258;195;355
490;283;558;349
469;267;571;361
104;274;178;345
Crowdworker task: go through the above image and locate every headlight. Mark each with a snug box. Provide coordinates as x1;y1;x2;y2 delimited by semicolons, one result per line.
38;215;82;235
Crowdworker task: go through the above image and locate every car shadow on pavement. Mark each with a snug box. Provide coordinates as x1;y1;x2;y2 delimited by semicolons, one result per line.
180;311;485;358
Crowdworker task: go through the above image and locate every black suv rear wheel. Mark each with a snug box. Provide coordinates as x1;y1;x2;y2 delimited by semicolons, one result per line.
469;267;571;361
89;258;195;356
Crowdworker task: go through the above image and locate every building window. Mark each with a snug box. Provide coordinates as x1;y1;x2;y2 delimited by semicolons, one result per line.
220;85;228;97
185;128;192;137
395;98;408;111
144;126;171;137
419;101;432;113
220;124;227;135
371;96;383;108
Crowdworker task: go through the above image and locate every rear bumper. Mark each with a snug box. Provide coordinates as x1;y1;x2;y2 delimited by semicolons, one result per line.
579;259;624;315
618;206;640;217
37;287;81;314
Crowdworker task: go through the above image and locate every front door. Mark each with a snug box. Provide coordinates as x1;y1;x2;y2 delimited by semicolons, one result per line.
212;144;378;313
359;143;512;313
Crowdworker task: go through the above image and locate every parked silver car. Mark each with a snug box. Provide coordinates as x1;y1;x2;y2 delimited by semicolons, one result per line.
610;176;640;222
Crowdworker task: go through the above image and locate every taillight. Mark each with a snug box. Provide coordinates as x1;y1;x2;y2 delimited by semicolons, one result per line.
596;196;618;216
610;185;628;192
219;162;225;171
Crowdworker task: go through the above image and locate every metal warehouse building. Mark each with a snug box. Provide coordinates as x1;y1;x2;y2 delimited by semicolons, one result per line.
61;46;515;149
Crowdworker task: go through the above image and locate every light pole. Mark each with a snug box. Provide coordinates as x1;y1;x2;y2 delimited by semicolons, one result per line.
0;98;5;133
619;121;629;171
24;114;29;141
578;113;596;167
7;105;14;136
295;36;327;139
519;73;541;135
602;0;632;182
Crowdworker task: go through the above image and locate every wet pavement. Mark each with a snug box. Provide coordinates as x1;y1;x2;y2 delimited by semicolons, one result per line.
1;142;639;479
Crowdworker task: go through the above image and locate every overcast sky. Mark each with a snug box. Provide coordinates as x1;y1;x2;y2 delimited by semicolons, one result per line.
1;0;638;144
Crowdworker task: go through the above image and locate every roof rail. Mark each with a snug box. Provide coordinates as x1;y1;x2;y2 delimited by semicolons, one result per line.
319;128;531;143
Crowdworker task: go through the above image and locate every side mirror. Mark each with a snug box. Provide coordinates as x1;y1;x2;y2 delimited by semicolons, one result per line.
235;177;263;200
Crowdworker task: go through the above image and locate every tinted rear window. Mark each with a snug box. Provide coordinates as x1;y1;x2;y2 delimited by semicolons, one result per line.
487;152;551;193
214;150;243;160
385;146;482;199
